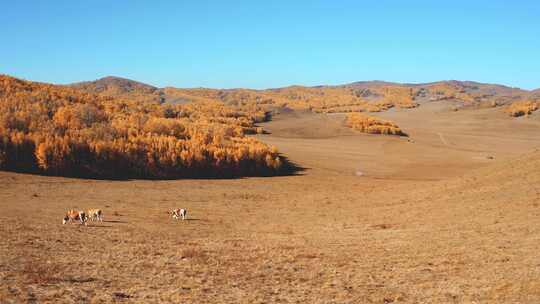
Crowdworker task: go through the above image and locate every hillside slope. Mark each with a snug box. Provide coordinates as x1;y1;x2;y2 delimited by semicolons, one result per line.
71;76;158;95
70;76;163;103
1;146;539;302
71;77;535;116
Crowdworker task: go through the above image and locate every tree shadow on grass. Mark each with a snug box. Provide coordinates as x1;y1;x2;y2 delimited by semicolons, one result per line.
275;155;308;177
0;153;308;180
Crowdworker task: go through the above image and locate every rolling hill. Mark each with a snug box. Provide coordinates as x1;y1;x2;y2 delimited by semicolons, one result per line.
1;73;540;302
71;76;158;95
71;77;536;113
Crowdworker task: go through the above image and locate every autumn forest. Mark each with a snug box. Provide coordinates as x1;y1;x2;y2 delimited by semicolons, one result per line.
0;76;282;179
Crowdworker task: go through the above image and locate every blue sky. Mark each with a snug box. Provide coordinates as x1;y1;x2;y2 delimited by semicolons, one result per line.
1;0;539;89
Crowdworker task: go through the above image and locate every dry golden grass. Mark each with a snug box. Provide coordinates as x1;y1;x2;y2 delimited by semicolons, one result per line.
2;105;540;303
2;149;540;303
22;259;63;285
345;112;407;136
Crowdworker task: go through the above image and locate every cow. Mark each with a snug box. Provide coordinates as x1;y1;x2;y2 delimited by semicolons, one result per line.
171;208;187;220
63;210;87;225
87;209;103;222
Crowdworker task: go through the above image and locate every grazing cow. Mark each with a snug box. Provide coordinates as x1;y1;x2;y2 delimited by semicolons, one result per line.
171;208;187;220
63;210;87;225
87;209;103;222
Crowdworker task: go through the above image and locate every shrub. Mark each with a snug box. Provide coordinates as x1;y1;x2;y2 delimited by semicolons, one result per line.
345;113;407;136
505;101;538;117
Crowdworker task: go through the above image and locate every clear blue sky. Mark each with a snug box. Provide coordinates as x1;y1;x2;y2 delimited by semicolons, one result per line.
2;0;539;89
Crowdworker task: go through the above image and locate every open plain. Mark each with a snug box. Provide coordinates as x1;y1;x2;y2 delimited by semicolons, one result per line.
1;102;540;303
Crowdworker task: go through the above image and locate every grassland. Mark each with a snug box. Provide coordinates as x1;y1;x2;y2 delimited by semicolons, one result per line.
2;101;540;302
1;76;540;303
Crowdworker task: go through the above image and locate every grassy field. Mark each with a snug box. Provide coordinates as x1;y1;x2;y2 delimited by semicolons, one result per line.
1;103;540;303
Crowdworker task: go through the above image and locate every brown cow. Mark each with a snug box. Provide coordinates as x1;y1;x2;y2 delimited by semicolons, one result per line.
62;210;87;225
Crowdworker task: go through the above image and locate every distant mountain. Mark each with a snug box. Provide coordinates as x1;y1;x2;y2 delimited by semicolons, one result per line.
343;80;402;88
70;76;162;103
436;81;527;97
70;76;531;98
70;76;158;96
65;75;535;111
347;80;525;95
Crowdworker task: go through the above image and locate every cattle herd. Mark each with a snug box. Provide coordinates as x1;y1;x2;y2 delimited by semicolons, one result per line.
62;208;187;225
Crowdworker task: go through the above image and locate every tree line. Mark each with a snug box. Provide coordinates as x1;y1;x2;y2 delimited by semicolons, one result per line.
0;75;283;179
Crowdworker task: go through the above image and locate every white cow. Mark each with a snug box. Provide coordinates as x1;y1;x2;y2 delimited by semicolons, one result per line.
87;209;103;222
171;208;187;220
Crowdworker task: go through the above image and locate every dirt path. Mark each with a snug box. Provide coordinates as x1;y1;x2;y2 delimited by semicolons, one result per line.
437;132;449;146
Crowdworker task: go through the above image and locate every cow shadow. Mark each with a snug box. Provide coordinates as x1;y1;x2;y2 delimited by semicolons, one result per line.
84;225;114;229
103;220;127;224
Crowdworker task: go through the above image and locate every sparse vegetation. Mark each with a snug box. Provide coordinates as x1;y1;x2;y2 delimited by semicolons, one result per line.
180;246;207;261
345;113;407;136
72;76;533;119
426;83;477;103
175;85;420;114
23;259;62;285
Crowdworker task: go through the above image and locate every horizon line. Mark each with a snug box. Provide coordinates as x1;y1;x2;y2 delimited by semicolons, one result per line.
2;72;538;92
